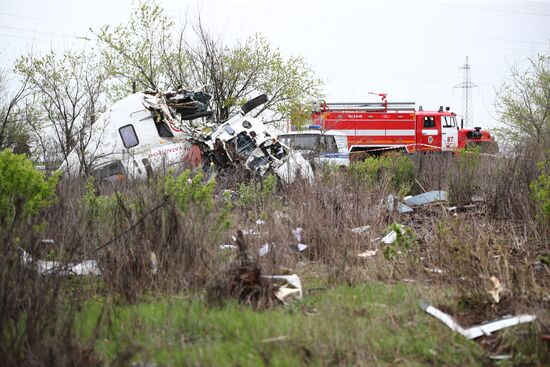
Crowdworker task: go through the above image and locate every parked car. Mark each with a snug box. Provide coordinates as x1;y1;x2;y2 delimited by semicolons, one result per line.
277;130;350;168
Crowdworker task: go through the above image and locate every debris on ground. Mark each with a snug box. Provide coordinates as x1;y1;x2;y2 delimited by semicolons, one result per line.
420;303;536;339
258;243;271;257
358;249;378;258
296;243;308;252
403;191;448;206
263;274;303;304
21;249;101;276
382;230;398;244
488;276;504;303
207;231;278;308
350;225;371;234
387;194;414;214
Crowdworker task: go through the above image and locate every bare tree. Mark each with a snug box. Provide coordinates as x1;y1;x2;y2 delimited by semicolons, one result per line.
0;65;31;154
16;50;108;173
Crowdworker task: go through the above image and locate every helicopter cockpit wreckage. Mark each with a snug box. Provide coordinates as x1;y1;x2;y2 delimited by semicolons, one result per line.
61;90;313;184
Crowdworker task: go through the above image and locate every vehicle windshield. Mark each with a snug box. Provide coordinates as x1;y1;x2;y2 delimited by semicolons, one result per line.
282;134;339;153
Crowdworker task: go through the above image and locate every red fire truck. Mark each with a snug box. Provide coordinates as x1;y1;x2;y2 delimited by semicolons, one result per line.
311;93;497;157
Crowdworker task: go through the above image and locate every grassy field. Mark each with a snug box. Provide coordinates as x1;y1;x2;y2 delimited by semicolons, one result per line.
78;281;542;366
2;151;549;366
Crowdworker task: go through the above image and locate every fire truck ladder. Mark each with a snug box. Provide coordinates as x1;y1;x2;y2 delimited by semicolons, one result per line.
320;101;416;112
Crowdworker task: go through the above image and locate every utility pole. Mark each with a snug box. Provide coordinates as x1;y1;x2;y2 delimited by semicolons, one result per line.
453;56;478;127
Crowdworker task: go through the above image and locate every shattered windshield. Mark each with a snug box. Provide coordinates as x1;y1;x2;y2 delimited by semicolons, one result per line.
235;132;256;158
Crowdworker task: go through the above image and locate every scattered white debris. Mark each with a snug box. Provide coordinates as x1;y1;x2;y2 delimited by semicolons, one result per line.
256;219;266;225
382;231;397;244
21;249;101;276
397;202;414;213
292;227;303;242
219;244;238;250
420;303;536;339
258;243;270;257
404;191;447;206
426;268;444;274
149;251;159;274
350;225;371;234
358;249;378;258
263;274;303;304
387;194;395;212
296;243;308;252
488;355;511;360
488;276;504;303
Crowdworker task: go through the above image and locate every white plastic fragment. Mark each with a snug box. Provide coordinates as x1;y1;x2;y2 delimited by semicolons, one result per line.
488;276;504;303
420;303;536;339
403;191;448;206
292;227;303;242
350;225;371;234
258;243;270;257
263;274;303;303
219;244;238;250
21;249;101;276
382;230;398;244
358;249;378;258
149;251;159;274
296;243;308;252
256;219;266;225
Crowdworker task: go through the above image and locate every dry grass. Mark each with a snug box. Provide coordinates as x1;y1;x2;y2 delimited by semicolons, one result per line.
1;146;549;365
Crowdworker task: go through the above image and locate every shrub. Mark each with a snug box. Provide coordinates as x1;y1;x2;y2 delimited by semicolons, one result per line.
531;158;550;221
0;149;59;245
348;152;415;194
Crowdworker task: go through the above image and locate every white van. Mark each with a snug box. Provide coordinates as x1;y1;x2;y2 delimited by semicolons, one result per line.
277;130;350;168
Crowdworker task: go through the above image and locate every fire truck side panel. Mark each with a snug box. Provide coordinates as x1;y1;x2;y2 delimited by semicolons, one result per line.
416;113;442;151
319;111;416;152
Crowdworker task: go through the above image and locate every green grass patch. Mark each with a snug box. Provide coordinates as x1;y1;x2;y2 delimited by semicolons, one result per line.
75;282;529;366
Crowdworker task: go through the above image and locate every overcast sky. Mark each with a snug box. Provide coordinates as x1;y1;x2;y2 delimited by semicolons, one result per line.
1;0;549;130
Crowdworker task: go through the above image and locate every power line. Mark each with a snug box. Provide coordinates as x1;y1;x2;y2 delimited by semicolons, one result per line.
204;1;550;46
0;25;88;40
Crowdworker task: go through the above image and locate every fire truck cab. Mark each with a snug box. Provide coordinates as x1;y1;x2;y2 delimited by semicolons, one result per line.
311;95;496;156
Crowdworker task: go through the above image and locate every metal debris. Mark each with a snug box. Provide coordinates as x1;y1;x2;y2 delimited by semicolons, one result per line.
21;249;101;276
358;249;378;258
488;276;504;303
296;243;308;252
263;274;303;304
387;194;414;213
258;243;270;257
420;303;536;339
350;225;371;234
403;191;448;206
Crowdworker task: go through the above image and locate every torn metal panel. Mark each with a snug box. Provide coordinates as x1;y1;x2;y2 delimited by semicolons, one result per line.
420;303;536;339
397;202;413;213
387;194;413;213
205;96;313;184
403;191;448;206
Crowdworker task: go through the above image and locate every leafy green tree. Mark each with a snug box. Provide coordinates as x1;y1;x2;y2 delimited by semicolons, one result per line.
496;54;550;146
95;1;322;123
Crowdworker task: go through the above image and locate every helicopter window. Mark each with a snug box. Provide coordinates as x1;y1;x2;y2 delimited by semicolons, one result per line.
155;120;174;138
119;124;139;149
